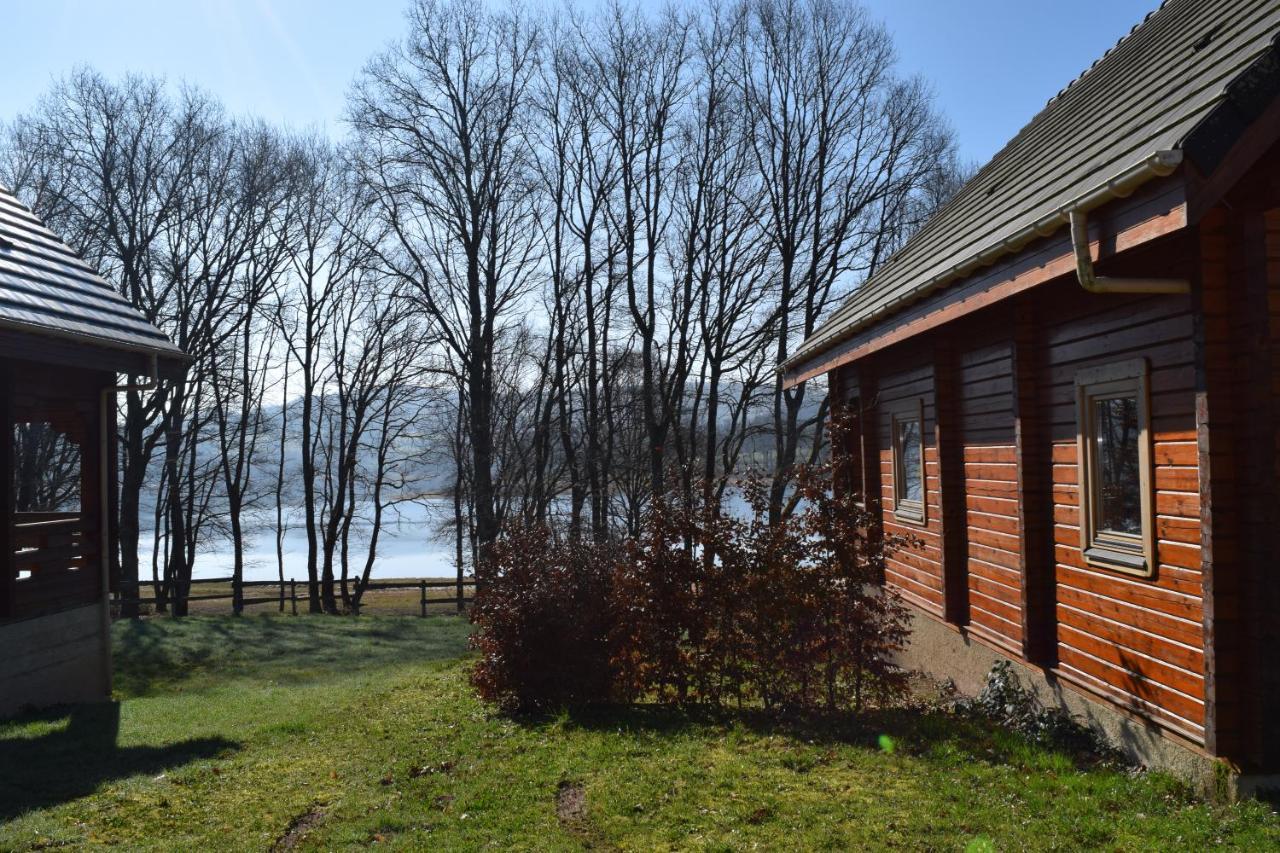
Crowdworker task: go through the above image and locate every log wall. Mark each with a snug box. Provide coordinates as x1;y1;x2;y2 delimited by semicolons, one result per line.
842;232;1210;747
874;358;944;616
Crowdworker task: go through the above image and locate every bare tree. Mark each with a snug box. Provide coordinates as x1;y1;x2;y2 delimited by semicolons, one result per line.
585;3;690;503
207;126;293;614
273;138;369;612
737;0;953;523
674;3;778;515
351;0;543;556
350;311;439;611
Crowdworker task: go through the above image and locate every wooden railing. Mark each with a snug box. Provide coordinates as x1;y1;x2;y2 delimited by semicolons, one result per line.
11;511;100;616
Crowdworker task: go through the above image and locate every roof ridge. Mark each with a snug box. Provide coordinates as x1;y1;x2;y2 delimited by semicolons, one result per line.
1043;1;1172;112
977;1;1172;176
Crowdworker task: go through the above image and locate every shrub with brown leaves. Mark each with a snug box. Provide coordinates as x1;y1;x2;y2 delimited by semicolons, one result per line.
470;415;914;715
468;524;622;712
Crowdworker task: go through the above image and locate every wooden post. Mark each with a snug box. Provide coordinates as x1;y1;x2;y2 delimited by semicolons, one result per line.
933;340;969;627
420;579;427;618
857;364;884;582
0;368;12;620
290;579;297;616
1012;299;1055;665
1247;209;1280;771
1195;206;1243;761
105;382;126;619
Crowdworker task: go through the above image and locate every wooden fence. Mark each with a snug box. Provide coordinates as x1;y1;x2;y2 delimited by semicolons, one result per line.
112;576;473;617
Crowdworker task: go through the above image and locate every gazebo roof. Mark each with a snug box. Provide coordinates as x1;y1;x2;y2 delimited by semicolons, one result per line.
0;183;184;361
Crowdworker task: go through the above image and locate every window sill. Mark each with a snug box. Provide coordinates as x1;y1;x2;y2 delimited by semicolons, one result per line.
1082;544;1152;578
893;502;927;527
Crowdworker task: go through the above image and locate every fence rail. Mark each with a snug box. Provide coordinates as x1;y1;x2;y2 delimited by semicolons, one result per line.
112;576;474;617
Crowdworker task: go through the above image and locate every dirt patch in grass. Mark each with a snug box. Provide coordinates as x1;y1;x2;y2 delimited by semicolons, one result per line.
557;781;614;850
556;781;588;823
273;803;326;851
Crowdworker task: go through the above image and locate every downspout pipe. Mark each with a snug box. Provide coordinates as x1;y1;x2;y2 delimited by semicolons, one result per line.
98;354;159;697
1068;209;1190;294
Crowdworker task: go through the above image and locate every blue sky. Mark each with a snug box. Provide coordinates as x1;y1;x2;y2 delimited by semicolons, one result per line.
3;0;1161;167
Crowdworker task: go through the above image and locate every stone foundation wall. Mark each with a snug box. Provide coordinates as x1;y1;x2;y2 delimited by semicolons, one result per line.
894;603;1226;794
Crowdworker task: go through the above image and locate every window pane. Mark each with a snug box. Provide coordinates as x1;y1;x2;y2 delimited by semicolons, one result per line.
13;422;82;513
897;419;922;504
1093;396;1140;536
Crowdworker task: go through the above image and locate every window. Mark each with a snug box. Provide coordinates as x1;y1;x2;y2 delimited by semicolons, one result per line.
1075;359;1154;576
892;403;926;524
13;421;82;513
8;411;93;615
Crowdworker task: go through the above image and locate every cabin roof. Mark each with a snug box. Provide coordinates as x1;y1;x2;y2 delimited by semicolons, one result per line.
0;183;184;361
790;0;1280;373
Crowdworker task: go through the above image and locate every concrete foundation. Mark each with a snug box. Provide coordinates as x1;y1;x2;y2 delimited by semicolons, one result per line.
0;602;111;718
895;603;1230;795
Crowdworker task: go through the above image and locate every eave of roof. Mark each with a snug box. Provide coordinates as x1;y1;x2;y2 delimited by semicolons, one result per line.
786;0;1280;379
0;185;187;363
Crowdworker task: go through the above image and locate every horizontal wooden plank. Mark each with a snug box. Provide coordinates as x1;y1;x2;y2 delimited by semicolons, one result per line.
1058;622;1203;699
1054;662;1204;744
962;445;1018;463
969;572;1021;608
966;524;1021;552
1057;602;1204;675
1055;561;1203;620
966;510;1021;534
1056;645;1203;727
1055;584;1202;647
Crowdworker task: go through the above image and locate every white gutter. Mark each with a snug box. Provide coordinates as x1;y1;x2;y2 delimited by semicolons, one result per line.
98;354;158;696
784;149;1187;374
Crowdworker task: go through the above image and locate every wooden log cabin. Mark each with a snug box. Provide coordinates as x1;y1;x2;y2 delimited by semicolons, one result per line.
0;182;184;717
785;0;1280;795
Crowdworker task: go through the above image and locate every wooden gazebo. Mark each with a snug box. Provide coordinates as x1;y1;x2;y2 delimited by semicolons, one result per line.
0;183;184;717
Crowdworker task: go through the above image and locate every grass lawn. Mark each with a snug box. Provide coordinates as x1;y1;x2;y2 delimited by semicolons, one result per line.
1;616;1277;851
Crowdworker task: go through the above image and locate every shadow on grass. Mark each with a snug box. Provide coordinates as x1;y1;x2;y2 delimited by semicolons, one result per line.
112;614;472;697
537;700;1108;773
0;702;236;821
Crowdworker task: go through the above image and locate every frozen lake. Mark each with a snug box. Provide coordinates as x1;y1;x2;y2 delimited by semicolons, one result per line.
142;500;460;583
140;490;767;584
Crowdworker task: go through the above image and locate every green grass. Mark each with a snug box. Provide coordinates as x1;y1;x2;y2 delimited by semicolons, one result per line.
1;615;1277;851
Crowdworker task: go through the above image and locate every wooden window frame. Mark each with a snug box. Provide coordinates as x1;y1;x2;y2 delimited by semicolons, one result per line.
892;401;927;526
1075;358;1155;577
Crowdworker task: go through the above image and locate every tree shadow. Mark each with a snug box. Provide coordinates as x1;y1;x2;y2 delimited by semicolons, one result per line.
536;698;1115;773
111;614;470;697
0;701;237;821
